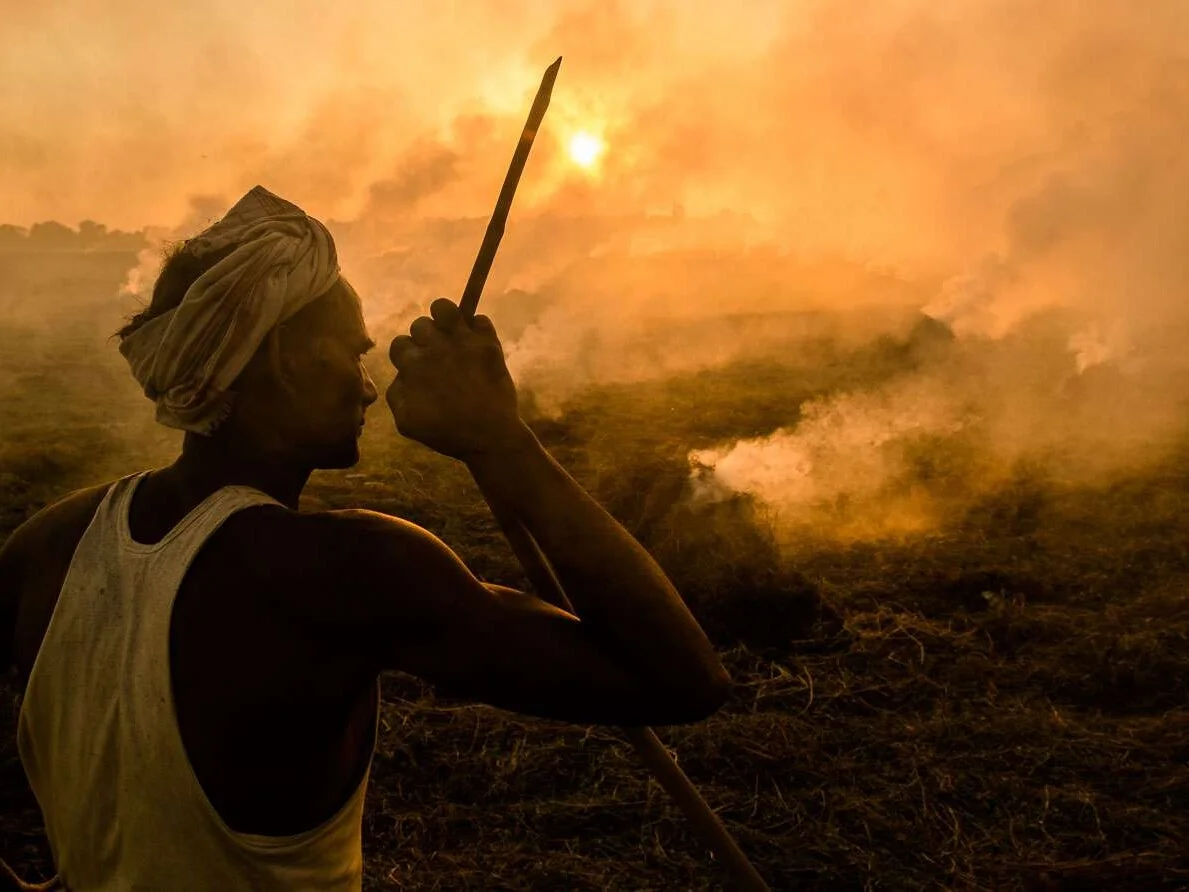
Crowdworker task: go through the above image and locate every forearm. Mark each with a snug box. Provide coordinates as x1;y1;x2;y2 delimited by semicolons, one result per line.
465;422;728;696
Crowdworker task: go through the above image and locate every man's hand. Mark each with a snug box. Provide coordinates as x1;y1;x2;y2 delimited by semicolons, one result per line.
386;298;524;459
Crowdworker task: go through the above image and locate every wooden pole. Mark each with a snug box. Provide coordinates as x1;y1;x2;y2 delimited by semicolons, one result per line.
459;59;771;892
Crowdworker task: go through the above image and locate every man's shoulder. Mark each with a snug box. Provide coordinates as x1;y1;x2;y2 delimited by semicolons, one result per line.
2;481;117;673
25;481;111;531
217;502;414;547
0;481;113;567
212;502;430;581
207;504;454;646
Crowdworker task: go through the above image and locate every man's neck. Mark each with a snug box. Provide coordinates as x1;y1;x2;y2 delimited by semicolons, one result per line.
167;434;312;510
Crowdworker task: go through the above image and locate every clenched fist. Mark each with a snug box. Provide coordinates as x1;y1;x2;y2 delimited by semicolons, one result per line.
386;298;522;460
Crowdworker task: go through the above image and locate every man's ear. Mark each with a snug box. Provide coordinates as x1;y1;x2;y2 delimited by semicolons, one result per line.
270;325;331;395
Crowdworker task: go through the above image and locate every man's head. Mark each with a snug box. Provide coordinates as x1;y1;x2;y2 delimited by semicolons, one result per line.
118;193;379;470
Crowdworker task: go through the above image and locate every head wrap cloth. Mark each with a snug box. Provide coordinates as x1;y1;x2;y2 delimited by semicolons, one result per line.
119;185;341;434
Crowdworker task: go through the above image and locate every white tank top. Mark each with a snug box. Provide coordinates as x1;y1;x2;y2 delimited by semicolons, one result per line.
17;472;377;891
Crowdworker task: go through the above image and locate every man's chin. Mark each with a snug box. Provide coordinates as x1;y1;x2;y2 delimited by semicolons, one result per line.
317;442;362;471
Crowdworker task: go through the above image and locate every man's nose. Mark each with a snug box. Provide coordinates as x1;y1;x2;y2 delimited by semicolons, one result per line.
361;365;379;406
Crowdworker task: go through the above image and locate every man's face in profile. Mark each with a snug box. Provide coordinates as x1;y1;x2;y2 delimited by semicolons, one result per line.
278;279;379;470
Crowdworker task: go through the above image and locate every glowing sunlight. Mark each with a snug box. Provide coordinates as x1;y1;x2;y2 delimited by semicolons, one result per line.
567;131;604;169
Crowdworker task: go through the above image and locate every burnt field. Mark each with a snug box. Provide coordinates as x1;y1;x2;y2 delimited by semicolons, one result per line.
1;250;1188;890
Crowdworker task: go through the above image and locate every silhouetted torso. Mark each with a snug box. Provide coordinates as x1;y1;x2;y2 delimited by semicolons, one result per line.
14;473;379;837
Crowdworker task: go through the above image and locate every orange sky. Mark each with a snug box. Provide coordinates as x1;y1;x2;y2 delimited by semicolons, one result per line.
5;1;1189;537
0;2;782;226
5;1;1189;335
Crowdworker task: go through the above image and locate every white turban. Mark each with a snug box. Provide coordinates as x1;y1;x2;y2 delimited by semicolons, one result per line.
119;185;341;434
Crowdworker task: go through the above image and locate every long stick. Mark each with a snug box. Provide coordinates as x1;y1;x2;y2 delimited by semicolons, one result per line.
459;57;561;318
459;58;770;892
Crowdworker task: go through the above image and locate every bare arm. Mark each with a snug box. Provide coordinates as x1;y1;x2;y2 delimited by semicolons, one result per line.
463;423;729;709
298;509;726;726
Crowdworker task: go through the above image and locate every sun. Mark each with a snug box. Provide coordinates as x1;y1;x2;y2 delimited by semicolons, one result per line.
567;131;605;169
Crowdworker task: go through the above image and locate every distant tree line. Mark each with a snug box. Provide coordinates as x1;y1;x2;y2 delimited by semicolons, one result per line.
0;221;147;252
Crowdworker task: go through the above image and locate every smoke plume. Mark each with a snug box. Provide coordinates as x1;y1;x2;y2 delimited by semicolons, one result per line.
4;1;1189;541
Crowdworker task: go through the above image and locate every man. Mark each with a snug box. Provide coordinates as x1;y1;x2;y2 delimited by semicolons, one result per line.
0;187;729;890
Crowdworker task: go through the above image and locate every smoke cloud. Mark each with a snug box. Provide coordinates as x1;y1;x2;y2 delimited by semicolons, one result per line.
4;0;1189;541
